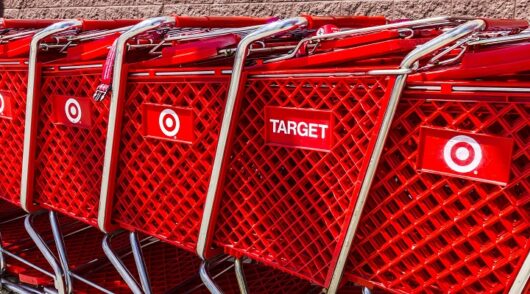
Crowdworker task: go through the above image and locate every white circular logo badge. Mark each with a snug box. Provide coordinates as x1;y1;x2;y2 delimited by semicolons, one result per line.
0;93;5;114
159;109;180;137
65;98;82;124
443;135;483;173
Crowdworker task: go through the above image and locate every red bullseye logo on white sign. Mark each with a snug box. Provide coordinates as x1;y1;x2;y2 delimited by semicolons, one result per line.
443;135;483;174
159;109;180;137
65;98;82;124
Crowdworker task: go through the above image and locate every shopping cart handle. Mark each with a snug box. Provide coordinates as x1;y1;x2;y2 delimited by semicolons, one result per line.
61;32;121;62
304;15;387;29
174;16;276;28
318;30;401;50
255;38;430;70
0;19;59;29
482;18;529;31
81;19;142;31
409;42;530;81
131;34;240;68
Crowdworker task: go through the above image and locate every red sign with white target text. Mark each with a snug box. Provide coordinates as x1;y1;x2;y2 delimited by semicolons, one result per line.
264;106;333;152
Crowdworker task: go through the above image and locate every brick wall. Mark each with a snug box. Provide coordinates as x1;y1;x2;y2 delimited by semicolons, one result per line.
2;0;530;20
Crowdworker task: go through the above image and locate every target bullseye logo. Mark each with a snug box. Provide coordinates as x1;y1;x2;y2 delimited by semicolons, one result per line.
143;104;193;143
418;127;513;185
159;109;180;137
65;98;82;124
443;135;483;173
0;93;4;114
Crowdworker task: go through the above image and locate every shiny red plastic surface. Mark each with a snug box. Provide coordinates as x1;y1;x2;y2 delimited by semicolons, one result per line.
347;82;530;293
212;73;394;286
31;64;108;226
0;61;28;206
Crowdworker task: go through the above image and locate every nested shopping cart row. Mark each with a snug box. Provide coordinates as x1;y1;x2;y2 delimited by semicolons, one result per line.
0;15;388;293
0;16;320;293
0;15;528;294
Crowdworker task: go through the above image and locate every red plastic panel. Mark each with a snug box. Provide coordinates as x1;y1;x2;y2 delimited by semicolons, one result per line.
17;226;117;286
52;95;94;128
346;88;530;293
0;63;28;206
0;19;58;29
305;15;387;29
0;212;94;285
32;65;108;226
212;74;393;286
256;38;429;70
109;72;229;252
409;43;530;81
133;34;240;68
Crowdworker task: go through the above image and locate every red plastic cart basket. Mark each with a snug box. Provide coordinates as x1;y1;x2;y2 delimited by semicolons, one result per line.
0;19;62;207
346;39;530;294
196;16;528;292
96;15;281;249
19;19;142;224
96;15;387;253
78;240;202;294
194;16;438;287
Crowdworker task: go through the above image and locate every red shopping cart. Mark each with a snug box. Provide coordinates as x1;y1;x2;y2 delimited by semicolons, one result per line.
20;19;141;220
0;19;60;206
196;16;528;293
0;20;100;293
97;15;281;246
11;19;149;293
92;15;387;292
346;36;530;293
